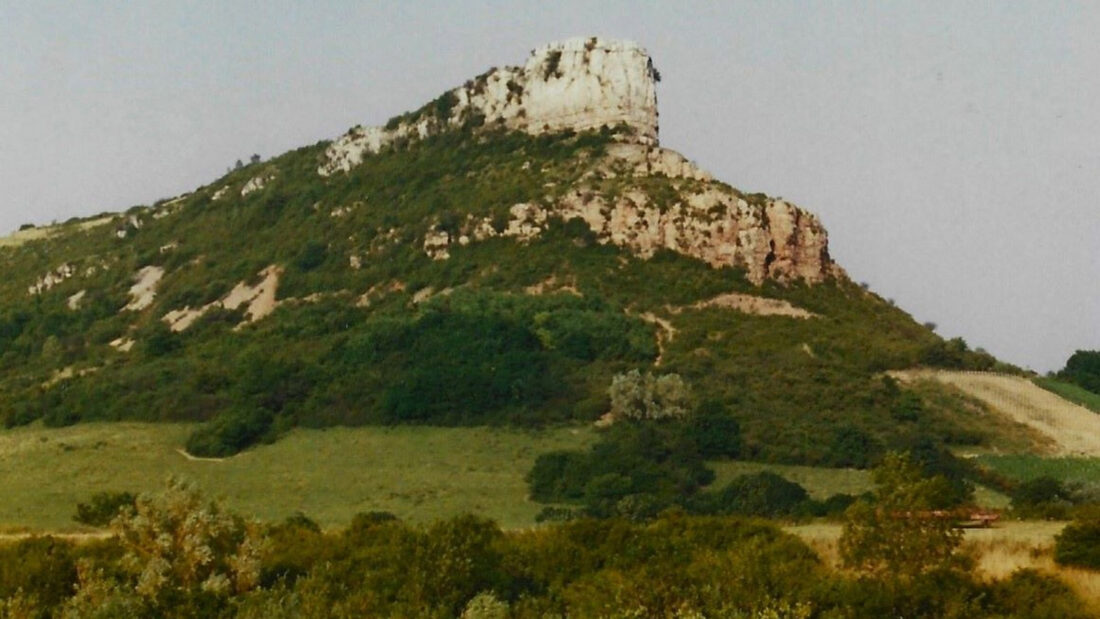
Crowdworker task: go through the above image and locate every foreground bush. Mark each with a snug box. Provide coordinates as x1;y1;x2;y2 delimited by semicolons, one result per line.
0;479;1093;617
1055;516;1100;569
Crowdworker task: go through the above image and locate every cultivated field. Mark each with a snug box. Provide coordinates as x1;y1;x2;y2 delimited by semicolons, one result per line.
0;422;597;531
893;370;1100;456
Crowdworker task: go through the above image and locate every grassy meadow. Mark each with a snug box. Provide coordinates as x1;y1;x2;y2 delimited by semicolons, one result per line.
0;422;598;531
1034;377;1100;413
976;454;1100;487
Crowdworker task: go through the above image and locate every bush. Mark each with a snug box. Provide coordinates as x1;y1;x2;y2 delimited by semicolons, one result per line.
185;407;274;457
1055;518;1100;569
526;422;714;518
0;537;77;608
1060;350;1100;395
73;491;137;527
696;472;810;518
1011;476;1075;518
608;370;690;421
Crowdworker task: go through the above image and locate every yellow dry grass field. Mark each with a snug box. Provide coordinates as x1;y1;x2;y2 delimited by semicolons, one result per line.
893;370;1100;457
787;520;1100;613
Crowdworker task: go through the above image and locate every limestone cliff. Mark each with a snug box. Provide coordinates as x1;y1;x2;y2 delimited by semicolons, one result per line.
323;36;841;285
319;37;659;176
422;142;840;284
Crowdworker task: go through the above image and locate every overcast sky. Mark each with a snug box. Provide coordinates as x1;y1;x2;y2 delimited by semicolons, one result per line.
2;1;1097;372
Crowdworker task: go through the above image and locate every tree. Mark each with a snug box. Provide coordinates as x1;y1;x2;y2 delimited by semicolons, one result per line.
608;370;690;421
839;452;968;582
1060;350;1100;394
250;154;261;165
66;478;266;614
1054;514;1100;569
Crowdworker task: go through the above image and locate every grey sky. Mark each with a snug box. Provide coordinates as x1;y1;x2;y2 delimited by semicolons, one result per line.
2;1;1097;372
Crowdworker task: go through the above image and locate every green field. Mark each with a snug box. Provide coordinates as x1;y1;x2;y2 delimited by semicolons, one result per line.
0;421;1028;533
0;422;597;531
1034;377;1100;413
976;454;1100;486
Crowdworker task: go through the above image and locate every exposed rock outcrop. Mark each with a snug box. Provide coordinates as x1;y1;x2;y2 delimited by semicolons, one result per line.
124;266;165;311
319;37;659;175
163;265;282;332
330;35;841;284
423;153;839;284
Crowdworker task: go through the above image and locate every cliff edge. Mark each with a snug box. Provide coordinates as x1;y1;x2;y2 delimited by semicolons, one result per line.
319;36;840;284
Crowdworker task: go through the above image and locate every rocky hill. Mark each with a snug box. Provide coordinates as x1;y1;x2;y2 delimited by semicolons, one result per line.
322;37;838;284
0;38;1004;463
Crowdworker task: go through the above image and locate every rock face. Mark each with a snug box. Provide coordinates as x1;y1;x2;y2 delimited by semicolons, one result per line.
328;36;841;285
319;37;659;176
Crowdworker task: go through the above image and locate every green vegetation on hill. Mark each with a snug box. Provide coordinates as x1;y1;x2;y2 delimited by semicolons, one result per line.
0;124;1009;467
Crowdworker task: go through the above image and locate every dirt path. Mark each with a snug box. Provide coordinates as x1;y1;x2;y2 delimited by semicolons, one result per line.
637;312;676;367
892;370;1100;456
175;448;229;463
0;531;114;544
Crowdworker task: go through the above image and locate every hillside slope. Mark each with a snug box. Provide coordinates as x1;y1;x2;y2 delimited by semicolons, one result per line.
894;370;1100;456
0;38;1003;464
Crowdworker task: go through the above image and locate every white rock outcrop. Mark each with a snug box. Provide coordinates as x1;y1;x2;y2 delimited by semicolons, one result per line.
319;37;659;175
335;36;841;285
28;264;75;295
163;265;282;332
124;266;165;311
426;185;838;284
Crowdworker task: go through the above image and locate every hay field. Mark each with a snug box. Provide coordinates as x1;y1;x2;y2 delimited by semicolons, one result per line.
893;370;1100;456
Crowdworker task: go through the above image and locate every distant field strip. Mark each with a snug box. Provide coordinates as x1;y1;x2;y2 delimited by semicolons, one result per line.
893;370;1100;456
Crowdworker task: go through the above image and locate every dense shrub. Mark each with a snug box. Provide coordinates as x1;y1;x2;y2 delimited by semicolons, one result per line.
1011;476;1076;519
679;400;741;458
1059;350;1100;394
527;422;714;518
1054;517;1100;569
0;537;78;608
186;407;275;457
73;491;137;526
695;472;810;517
0;480;1093;617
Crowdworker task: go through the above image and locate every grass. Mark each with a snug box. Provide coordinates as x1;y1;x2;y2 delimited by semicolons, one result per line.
1034;377;1100;413
975;454;1100;486
0;422;596;532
